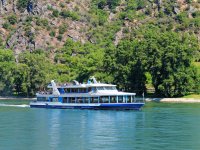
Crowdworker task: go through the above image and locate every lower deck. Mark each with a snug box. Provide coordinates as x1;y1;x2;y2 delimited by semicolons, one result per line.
30;102;145;110
37;95;140;104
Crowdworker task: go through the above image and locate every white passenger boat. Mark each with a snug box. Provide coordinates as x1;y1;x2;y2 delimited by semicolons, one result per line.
30;77;145;110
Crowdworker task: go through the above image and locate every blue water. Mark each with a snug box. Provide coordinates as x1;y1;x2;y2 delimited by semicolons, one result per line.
0;101;200;150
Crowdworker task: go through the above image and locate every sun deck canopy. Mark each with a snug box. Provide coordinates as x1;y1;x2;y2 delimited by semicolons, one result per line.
48;83;117;89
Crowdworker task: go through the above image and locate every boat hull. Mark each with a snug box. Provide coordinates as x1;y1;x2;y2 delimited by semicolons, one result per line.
30;102;144;110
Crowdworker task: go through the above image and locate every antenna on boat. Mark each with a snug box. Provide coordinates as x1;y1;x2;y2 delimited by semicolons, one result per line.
51;80;60;96
90;76;98;84
73;80;79;85
142;92;145;102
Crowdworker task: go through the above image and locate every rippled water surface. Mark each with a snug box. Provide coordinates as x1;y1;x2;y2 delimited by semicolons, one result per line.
0;100;200;150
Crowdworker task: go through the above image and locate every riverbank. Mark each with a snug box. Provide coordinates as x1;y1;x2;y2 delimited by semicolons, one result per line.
145;98;200;103
0;97;36;101
0;97;200;103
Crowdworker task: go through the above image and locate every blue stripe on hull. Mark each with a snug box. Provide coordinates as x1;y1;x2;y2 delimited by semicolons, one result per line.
30;103;144;110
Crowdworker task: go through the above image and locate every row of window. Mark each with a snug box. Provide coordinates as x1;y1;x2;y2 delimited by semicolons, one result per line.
63;96;134;103
58;86;117;93
63;97;131;103
37;96;135;103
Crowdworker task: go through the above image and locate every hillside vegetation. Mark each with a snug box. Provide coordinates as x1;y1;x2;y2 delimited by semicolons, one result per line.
0;0;200;97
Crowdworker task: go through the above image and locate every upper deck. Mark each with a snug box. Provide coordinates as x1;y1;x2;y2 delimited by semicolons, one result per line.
35;77;142;105
37;76;136;97
47;82;117;89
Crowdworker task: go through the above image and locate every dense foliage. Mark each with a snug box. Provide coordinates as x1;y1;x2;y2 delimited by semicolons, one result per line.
0;28;199;97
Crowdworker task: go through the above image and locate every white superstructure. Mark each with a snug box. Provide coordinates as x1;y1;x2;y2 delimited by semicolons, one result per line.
31;77;144;110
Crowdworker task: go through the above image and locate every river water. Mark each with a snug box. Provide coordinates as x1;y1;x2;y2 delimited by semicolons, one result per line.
0;100;200;150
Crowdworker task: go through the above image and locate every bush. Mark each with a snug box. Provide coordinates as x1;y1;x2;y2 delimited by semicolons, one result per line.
59;25;67;34
136;0;147;10
24;26;32;37
60;10;71;18
59;2;65;8
26;16;33;22
192;11;200;18
7;14;17;25
41;19;48;26
193;18;200;27
36;18;49;27
97;0;107;9
0;37;3;47
52;9;59;17
2;22;11;29
17;0;29;12
57;35;63;41
47;5;53;10
60;10;80;20
176;12;188;23
36;18;42;26
186;0;192;3
70;12;80;21
49;31;56;37
107;0;120;10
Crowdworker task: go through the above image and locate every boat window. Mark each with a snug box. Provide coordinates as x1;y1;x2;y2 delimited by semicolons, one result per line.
106;87;113;90
91;87;97;92
110;96;117;103
112;87;117;90
85;97;90;103
118;96;123;103
71;88;78;93
88;87;92;92
37;97;47;101
97;87;104;90
90;97;99;103
63;97;68;103
132;96;135;102
104;87;116;90
77;97;85;103
52;98;58;102
64;88;70;93
100;96;109;103
58;88;65;94
68;97;76;103
79;88;87;93
127;96;131;103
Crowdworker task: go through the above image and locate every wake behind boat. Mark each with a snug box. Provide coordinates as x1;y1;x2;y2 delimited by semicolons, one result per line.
30;77;145;110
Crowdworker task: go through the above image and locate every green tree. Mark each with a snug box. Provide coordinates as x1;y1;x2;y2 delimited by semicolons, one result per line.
18;52;58;96
0;49;16;95
143;27;199;97
55;39;105;83
14;63;30;96
115;40;147;93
